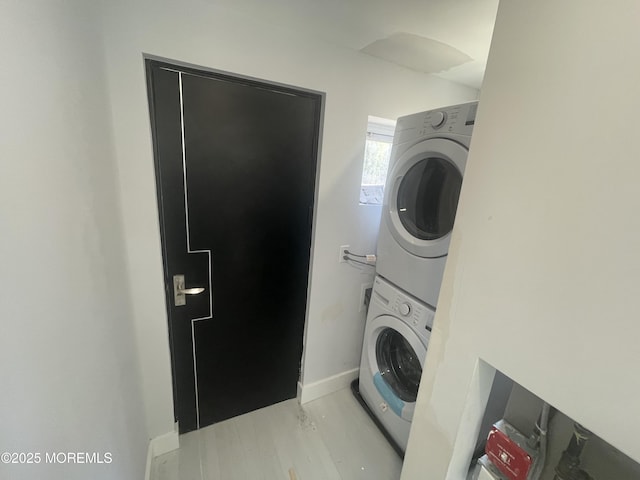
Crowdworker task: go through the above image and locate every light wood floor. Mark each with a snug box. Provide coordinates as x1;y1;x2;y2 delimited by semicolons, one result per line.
151;387;403;480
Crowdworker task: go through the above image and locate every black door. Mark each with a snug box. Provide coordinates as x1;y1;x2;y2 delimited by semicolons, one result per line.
146;60;322;433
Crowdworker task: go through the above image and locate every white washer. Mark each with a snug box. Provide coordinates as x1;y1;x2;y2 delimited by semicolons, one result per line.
358;275;435;453
377;101;478;307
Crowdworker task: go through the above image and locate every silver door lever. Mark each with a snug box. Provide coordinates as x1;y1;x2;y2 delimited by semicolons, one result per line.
173;274;205;306
179;287;205;295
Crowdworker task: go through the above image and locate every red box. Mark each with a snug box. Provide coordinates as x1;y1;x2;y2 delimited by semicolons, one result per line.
485;420;535;480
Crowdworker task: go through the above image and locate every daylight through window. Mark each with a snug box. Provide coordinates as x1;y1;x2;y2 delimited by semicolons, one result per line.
360;116;396;205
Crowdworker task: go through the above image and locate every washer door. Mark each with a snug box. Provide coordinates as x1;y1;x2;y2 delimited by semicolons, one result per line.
384;138;467;258
366;315;429;421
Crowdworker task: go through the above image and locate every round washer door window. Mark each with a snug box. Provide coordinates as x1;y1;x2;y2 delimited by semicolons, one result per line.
376;328;422;402
397;157;462;241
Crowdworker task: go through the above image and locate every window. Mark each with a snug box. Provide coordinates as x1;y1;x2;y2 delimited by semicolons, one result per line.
360;116;396;205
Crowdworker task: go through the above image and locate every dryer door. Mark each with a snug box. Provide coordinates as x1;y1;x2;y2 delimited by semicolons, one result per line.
384;138;467;258
365;315;429;420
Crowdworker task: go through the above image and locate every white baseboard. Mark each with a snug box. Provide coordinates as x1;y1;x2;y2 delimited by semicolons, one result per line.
144;441;153;480
152;430;180;456
298;368;359;405
144;429;180;480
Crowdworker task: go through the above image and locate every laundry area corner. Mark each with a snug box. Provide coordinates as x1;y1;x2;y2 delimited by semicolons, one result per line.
4;1;640;480
353;101;478;456
112;0;640;478
102;0;481;445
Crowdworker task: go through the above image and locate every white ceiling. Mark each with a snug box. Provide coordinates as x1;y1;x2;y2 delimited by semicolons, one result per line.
220;0;499;89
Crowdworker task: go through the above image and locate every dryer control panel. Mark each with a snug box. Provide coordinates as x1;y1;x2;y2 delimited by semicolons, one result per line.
393;101;478;145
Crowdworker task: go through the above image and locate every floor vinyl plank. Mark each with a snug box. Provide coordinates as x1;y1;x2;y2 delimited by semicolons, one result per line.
151;387;402;480
305;388;403;480
265;401;342;480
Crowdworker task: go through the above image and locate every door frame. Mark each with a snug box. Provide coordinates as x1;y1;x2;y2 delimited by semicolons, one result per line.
144;54;325;427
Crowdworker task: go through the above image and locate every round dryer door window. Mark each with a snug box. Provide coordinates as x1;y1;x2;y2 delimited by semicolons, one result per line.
384;138;468;258
397;157;462;241
376;328;422;402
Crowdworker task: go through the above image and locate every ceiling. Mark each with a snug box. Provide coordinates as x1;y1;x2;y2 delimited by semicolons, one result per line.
221;0;499;89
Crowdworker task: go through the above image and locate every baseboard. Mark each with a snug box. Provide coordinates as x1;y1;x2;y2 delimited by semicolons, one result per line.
144;440;153;480
152;430;180;456
144;429;180;480
299;367;359;404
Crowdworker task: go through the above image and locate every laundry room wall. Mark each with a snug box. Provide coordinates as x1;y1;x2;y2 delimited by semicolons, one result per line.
0;1;148;478
98;0;478;440
402;1;640;479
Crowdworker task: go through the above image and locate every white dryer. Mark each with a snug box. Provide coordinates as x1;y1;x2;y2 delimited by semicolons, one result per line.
377;101;478;307
358;275;435;453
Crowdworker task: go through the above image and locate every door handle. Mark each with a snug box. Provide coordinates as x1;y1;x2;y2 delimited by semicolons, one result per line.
178;287;205;295
173;274;205;306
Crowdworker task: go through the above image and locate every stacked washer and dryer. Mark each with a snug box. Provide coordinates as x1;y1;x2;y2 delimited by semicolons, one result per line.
358;102;478;454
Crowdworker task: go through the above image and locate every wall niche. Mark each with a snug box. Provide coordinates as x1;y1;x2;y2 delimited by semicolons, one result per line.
469;364;640;480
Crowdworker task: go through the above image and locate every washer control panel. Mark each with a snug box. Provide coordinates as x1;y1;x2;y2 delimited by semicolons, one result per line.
398;302;411;317
371;275;436;334
430;111;447;128
391;288;435;333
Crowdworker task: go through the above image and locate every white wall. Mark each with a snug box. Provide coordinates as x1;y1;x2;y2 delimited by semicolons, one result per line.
402;1;640;478
0;1;147;479
98;0;478;438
